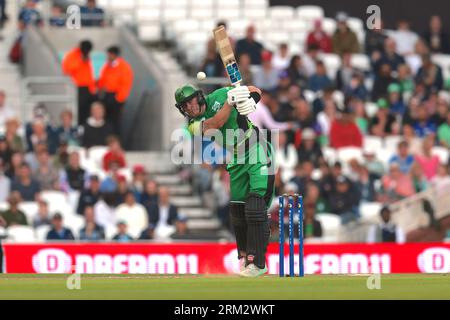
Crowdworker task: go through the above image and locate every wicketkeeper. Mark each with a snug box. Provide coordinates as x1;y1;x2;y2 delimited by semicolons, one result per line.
175;84;275;277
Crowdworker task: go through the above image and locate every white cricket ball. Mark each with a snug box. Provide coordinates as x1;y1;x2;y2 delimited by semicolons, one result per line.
197;71;207;81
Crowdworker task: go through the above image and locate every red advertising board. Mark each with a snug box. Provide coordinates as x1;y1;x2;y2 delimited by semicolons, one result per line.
2;242;450;274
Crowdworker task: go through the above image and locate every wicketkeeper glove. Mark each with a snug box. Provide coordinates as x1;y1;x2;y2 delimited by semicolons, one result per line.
227;86;250;105
236;97;257;116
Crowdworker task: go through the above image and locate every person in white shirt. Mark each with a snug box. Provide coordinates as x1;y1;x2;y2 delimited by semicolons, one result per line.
94;197;116;230
248;91;292;130
115;191;148;239
0;159;10;202
389;20;418;56
272;43;291;72
367;206;405;243
0;90;16;128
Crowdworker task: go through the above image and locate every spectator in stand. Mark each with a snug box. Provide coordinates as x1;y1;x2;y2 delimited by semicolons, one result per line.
371;63;396;101
0;135;11;166
62;40;96;126
354;165;376;202
52;140;69;170
431;94;449;127
336;52;356;91
49;4;65;27
55;110;80;147
363;149;385;178
302;44;320;76
32;199;51;229
82;102;114;148
114;175;129;206
140;179;159;210
344;73;368;101
369;98;398;137
437;111;450;147
0;0;6;31
79;206;105;241
139;223;155;240
170;217;193;240
275;131;297;183
389;140;415;173
99;161;121;193
5;151;23;179
33;148;59;190
211;165;230;229
24;142;47;172
329;175;360;224
272;43;291;72
365;19;387;58
0;192;27;227
423;16;449;54
253;50;279;92
278;84;302;121
349;97;369;134
130;165;146;202
381;162;415;202
94;194;116;230
367;206;405;243
387;83;407;116
80;0;105;27
415;136;440;180
77;175;101;215
115;191;147;236
0;90;15;128
26;117;58;155
235;25;264;65
329;107;363;149
112;220;133;242
397;64;415;97
46;213;75;240
289;161;316;197
302;200;323;239
332;12;360;56
306;19;332;53
405;38;430;75
11;163;40;201
390;19;419;56
412;105;437;138
237;53;253;85
308;60;332;92
415;54;444;94
410;162;428;193
18;0;43;28
146;186;179;232
292;98;317;131
5;118;25;153
296;128;323;167
97;46;133;135
373;38;405;74
431;164;450;189
0;159;10;202
102;135;126;171
248;90;291;130
286;55;308;88
60;152;87;192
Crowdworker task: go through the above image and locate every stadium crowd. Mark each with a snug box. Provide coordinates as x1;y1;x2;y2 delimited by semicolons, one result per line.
198;13;450;242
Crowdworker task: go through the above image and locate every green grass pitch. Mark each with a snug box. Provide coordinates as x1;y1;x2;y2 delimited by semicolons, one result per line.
0;274;449;300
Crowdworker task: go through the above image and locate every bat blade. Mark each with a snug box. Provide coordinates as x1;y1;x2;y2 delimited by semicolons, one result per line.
213;26;242;87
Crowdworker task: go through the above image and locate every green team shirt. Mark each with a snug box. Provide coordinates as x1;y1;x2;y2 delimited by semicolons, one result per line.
187;87;272;168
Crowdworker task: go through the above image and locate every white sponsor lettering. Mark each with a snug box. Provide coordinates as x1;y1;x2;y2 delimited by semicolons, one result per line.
418;247;450;273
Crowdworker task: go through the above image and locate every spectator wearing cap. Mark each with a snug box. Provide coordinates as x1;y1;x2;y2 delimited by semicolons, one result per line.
0;192;27;227
60;151;87;192
5;118;25;153
369;98;398;137
380;163;415;202
79;206;105;241
329;107;363;149
77;175;101;215
32;199;51;229
332;12;360;56
33;148;60;190
415;136;440;181
82;102;114;148
329;175;361;224
272;43;291;72
437;111;450;147
415;54;444;95
387;83;407;116
235;25;264;65
115;191;147;235
367;206;405;243
0;90;15;128
62;40;96;126
46;213;75;240
18;0;43;28
423;16;450;54
253;50;279;92
11;163;40;201
147;186;179;231
297;128;323;167
97;46;133;135
55;110;80;147
130;165;146;202
0;159;10;202
389;140;415;174
306;19;332;53
112;220;133;242
80;0;105;27
102;135;126;172
308;60;332;92
286;55;308;88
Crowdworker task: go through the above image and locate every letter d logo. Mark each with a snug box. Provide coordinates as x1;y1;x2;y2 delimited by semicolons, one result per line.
366;274;381;290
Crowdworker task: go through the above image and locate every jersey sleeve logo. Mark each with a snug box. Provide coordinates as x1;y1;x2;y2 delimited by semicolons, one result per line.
212;101;222;112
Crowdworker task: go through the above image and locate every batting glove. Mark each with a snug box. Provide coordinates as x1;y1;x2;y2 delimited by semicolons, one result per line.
227;86;250;105
236;97;257;116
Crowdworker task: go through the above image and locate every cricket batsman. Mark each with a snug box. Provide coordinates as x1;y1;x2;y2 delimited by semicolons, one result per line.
175;84;274;277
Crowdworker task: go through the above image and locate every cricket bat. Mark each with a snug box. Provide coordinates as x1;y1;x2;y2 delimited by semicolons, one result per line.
213;26;242;87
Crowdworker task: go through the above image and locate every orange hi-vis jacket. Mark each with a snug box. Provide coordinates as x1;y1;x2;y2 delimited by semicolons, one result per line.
97;57;133;103
61;47;96;94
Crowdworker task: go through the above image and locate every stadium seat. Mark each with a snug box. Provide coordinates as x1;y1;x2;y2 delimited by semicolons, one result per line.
289;31;307;45
0;201;8;211
337;147;364;164
0;226;6;239
137;0;162;8
431;54;450;80
216;8;241;20
118;167;133;183
320;53;341;79
7;225;36;242
315;213;341;239
346;17;364;34
244;0;268;9
138;24;162;42
350;54;370;71
136;8;161;22
268;6;295;20
35;225;51;242
39;191;74;218
191;7;215;20
189;0;214;8
384;135;403;154
109;0;136;11
228;19;251;35
431;146;449;164
265;31;290;46
163;8;187;21
359;202;382;223
63;214;85;238
296;5;324;21
18;201;39;224
321;18;336;35
242;8;267;20
217;0;240;9
364;102;378;118
303;90;316;103
363;136;383;153
332;90;345;108
281;20;310;33
87;146;109;169
322;146;337;165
